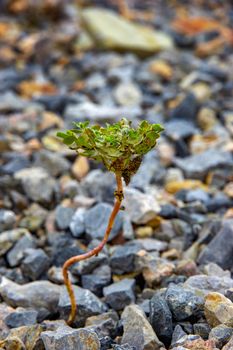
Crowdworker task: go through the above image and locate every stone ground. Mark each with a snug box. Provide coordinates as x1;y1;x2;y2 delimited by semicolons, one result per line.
0;1;233;349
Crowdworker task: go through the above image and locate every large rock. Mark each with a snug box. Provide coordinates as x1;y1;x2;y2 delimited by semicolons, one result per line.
174;149;233;179
14;167;56;203
58;286;108;327
184;275;233;296
81;8;173;55
149;293;173;346
110;241;142;275
84;203;123;241
198;220;233;270
85;310;119;337
3;324;44;350
41;326;100;350
204;292;233;327
0;278;60;316
121;304;163;350
4;307;38;328
209;324;233;349
123;188;160;224
165;284;204;321
21;248;50;280
103;278;135;311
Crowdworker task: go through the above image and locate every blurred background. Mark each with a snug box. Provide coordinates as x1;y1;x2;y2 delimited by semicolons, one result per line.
0;1;233;349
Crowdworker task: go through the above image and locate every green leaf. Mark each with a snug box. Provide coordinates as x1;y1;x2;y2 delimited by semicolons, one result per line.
57;118;164;176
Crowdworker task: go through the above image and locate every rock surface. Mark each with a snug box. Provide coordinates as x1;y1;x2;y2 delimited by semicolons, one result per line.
0;278;60;316
82;7;173;54
121;304;163;350
41;326;100;350
58;286;108;326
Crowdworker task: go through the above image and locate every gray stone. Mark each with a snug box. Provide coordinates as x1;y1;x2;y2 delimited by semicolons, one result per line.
81;264;111;296
186;189;210;203
73;253;108;275
51;235;83;267
85;310;119;337
149;294;173;346
4;307;38;328
137;238;168;252
33;150;70;177
174;149;233;180
48;266;78;285
184;275;233;296
6;233;35;267
198;220;233;270
65;101;141;124
193;323;211;340
21;248;50;280
0;228;29;257
2;155;30;175
110;241;142;275
80;169;115;202
169;93;198;121
0;68;30;92
209;324;233;348
0;277;60;316
122;214;134;240
123;188;160;224
86;72;106;90
165;284;204;321
204;263;231;278
165;120;197;140
84;203;123;241
69;208;86;237
171;325;187;347
41;326;100;350
0;210;16;231
114;82;142;106
226;289;233;303
63;180;80;198
82;7;173;54
0;91;29;112
121;304;163;350
58;286;108;327
107;65;134;84
55;205;75;230
112;345;136;350
14;167;55;203
19;203;48;231
130;152;166;189
103;279;135;311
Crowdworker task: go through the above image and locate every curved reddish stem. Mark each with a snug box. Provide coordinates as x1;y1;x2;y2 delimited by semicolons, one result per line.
62;173;123;325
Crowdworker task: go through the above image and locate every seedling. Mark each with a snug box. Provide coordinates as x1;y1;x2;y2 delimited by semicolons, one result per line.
57;118;163;325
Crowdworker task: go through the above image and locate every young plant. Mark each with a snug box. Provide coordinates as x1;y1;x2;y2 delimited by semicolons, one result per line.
57;118;163;325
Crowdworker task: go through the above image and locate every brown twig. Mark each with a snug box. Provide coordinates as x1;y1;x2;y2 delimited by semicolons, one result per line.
62;172;123;325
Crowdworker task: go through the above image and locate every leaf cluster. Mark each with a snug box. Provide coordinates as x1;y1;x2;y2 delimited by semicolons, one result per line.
57;118;163;183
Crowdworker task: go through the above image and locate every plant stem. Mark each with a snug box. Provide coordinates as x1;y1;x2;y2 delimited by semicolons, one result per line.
62;172;123;325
